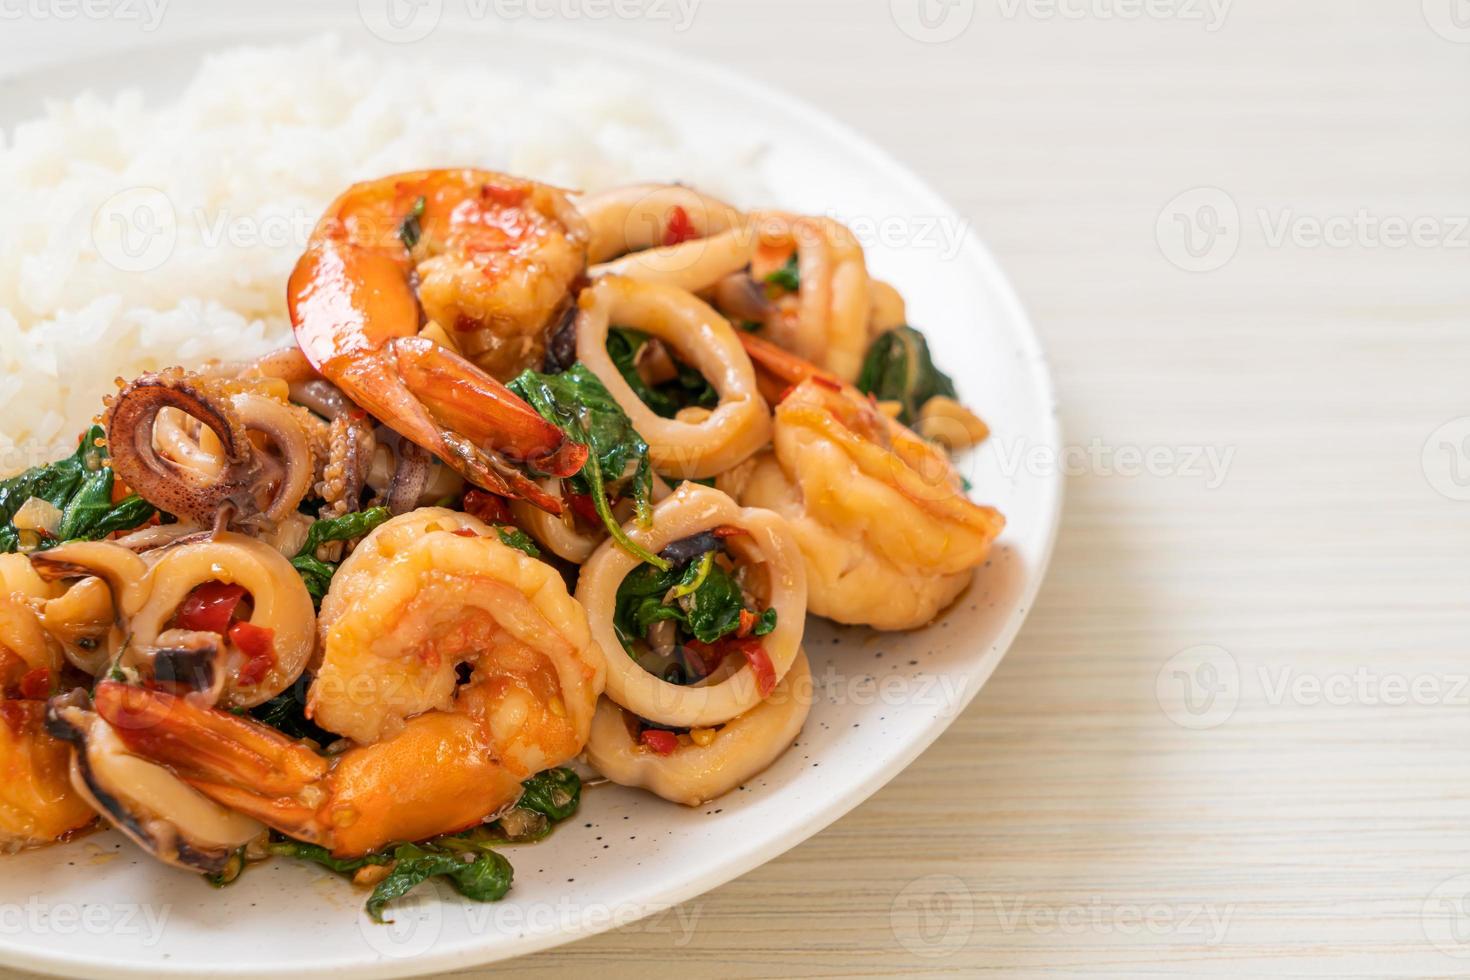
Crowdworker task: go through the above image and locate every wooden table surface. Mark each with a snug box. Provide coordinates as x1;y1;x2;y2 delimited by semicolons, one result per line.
4;1;1468;977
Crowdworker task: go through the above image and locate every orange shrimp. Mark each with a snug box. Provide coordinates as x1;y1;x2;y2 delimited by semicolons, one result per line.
288;170;591;513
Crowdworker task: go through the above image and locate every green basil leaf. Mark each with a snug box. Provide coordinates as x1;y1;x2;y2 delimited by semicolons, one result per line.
606;328;717;420
250;686;335;743
765;254;800;293
0;425;155;552
399;195;426;250
855;326;958;426
507;364;664;569
444;850;513;904
366;844;459;923
366;844;513;923
516;767;581;823
56;468;116;542
90;495;156;539
680;560;747;644
290;507;393;606
612;548;777;651
268;839;391;876
295;506;392;559
494;525;541;558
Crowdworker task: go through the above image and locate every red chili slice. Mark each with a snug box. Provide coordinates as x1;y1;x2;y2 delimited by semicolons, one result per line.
736;609;759;638
228;622;277;687
481;182;530;207
565;490;602;527
684;635;776;697
0;700;32;733
663;205;696;246
463;488;512;525
740;641;777;698
18;667;51;700
640;729;678;756
178;582;247;635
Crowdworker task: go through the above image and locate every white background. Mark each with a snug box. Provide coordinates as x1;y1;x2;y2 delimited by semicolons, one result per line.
2;0;1469;975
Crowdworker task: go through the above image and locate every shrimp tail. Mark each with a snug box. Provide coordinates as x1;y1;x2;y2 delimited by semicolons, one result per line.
737;331;845;390
92;681;332;847
290;238;587;516
91;680;528;857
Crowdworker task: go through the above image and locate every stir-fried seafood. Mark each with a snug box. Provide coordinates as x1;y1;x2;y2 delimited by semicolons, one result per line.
93;509;603;856
289;169;589;512
0;167;1004;919
731;337;1004;630
575;276;771;480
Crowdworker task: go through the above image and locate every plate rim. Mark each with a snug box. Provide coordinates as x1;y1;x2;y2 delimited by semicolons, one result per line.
0;18;1063;979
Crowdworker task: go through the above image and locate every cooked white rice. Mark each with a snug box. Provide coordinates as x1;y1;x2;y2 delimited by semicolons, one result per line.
0;36;766;476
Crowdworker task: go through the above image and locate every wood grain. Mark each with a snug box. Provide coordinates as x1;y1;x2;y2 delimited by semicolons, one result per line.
4;0;1468;976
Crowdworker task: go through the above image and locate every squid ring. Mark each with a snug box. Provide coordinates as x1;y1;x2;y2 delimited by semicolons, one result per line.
590;226;757;296
580;184;744;264
576;483;806;729
125;533;315;708
228;392;318;522
751;212;872;383
584;649;813;806
510;473;676;565
30;542;150;616
576;276;771;480
582;184;753;295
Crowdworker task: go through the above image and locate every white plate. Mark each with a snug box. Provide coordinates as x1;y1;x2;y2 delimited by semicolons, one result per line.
0;21;1061;980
